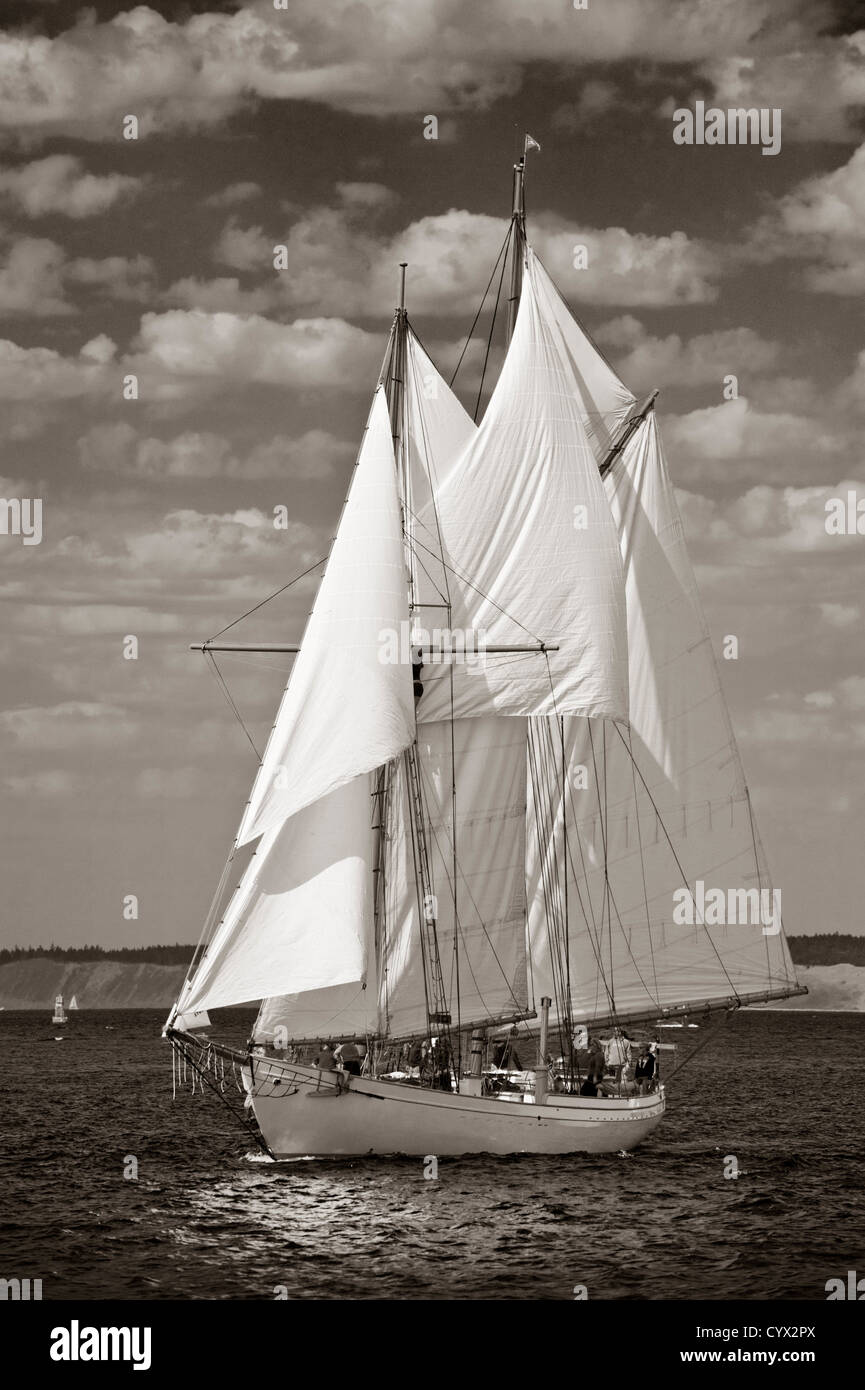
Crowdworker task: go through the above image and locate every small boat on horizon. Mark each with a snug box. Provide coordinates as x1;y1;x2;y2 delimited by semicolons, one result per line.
52;994;66;1026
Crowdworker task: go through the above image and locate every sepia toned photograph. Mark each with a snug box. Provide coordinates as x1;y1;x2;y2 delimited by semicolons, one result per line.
1;0;863;1360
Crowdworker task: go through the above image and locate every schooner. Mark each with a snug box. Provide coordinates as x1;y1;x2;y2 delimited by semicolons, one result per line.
165;146;805;1157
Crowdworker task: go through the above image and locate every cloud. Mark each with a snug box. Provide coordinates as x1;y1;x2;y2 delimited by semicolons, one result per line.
676;477;865;555
597;319;780;390
551;82;622;129
78;422;353;479
0;155;142;218
663;396;847;485
701;31;865;144
0;701;138;752
203;181;262;208
0;235;155;316
128;309;382;390
754;143;865;294
0;237;70;316
0;335;116;400
3;770;77;798
210;201;726;316
0;0;825;139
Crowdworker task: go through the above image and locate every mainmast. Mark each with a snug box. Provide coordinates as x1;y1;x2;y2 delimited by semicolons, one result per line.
505;156;526;346
383;264;455;1068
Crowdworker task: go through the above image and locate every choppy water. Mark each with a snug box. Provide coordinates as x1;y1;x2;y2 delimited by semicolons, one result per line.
0;1009;861;1300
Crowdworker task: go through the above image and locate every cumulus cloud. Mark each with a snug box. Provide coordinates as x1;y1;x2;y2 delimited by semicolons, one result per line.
662;396;848;486
208;201;726;316
753;143;865;294
0;335;116;400
0;155;142;218
78;421;353;479
597;319;779;390
127;308;382;390
0;234;155;316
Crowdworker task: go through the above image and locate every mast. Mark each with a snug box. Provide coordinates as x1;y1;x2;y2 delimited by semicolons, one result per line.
384;263;454;1066
505;157;526;346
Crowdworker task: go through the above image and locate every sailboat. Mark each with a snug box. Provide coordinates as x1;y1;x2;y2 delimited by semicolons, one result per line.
68;995;79;1010
52;994;66;1025
166;145;805;1157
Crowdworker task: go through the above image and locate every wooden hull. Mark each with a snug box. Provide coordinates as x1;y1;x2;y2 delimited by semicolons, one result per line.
245;1057;665;1157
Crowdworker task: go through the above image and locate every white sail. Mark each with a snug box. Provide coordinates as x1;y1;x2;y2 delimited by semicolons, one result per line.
532;253;636;463
527;414;799;1024
177;773;377;1014
380;717;529;1038
236;387;415;846
415;249;629;723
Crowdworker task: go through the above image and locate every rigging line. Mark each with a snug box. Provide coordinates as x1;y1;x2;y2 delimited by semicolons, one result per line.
404;750;435;1039
551;728;663;1021
473;227;510;422
446;224;512;389
415;749;526;1016
176;836;240;1002
407;530;544;643
206;557;327;643
626;723;661;1006
204;651;262;760
529;721;572;1064
609;721;741;1002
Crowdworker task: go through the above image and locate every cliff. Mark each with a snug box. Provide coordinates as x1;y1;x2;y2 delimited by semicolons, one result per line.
0;958;863;1011
0;958;188;1010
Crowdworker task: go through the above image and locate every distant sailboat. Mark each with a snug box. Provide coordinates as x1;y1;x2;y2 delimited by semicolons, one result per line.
166;143;806;1158
52;995;66;1025
68;995;79;1010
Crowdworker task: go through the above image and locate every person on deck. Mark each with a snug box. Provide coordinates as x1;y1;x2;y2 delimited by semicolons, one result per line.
587;1037;605;1086
634;1045;656;1094
314;1042;336;1071
334;1041;362;1076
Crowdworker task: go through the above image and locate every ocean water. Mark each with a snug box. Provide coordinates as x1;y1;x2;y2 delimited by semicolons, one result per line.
0;1008;861;1301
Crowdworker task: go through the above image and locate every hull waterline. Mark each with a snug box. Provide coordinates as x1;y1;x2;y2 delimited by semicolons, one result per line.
245;1058;665;1157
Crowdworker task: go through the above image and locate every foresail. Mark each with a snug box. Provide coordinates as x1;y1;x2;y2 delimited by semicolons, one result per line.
414;248;629;723
236;387;415;847
527;414;799;1026
176;774;377;1015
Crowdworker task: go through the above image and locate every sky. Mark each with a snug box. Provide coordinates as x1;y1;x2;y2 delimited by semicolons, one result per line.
0;0;864;948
